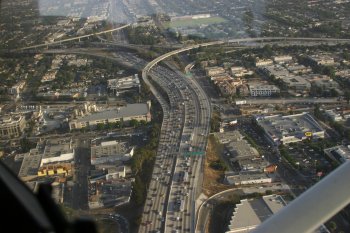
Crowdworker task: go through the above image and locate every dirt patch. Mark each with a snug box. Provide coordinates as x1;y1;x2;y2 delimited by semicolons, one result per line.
96;219;120;233
203;134;232;196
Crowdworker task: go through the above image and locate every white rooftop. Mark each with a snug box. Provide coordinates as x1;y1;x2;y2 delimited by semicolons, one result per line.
101;141;118;147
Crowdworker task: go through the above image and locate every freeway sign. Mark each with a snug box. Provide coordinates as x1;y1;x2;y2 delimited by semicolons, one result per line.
185;72;192;78
184;151;205;157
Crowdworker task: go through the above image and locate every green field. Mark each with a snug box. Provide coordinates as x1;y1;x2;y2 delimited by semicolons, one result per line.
166;16;226;28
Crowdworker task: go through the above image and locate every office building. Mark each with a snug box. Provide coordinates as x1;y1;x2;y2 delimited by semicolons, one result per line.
0;115;26;138
69;102;151;130
226;195;286;233
108;74;141;96
91;140;134;164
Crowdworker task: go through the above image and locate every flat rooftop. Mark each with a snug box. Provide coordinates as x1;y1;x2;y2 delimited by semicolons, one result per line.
256;113;323;142
227;195;286;233
91;140;130;158
324;145;350;163
43;143;73;159
227;141;259;160
77;103;149;123
18;149;42;178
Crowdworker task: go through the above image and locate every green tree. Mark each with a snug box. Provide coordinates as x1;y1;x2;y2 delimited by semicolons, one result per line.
328;221;337;232
345;91;350;104
96;123;104;130
130;119;139;128
132;176;145;205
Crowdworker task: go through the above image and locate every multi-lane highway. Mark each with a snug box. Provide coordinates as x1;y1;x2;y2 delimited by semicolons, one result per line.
135;36;350;233
16;35;350;233
139;60;211;233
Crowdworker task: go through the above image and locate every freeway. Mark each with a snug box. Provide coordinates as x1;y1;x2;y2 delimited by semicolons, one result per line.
143;37;350;72
17;33;350;55
15;35;350;232
138;36;350;233
138;64;211;233
139;66;186;232
164;62;211;233
17;24;131;51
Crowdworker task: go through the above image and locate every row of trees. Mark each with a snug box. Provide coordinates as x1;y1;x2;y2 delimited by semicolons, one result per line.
314;105;350;142
95;119;147;131
130;123;160;205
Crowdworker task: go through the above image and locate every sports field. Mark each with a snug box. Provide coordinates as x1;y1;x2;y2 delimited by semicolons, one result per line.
166;16;226;28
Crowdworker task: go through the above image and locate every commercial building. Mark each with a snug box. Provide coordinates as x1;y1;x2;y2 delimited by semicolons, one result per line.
273;55;293;63
281;75;311;92
226;195;286;233
230;67;253;77
69;102;151;130
18;148;42;181
324;145;350;164
37;163;72;177
260;65;290;79
308;55;335;66
256;113;324;145
205;66;226;76
286;64;312;74
225;171;272;185
18;138;75;181
312;79;341;93
108;74;141;96
40;139;75;166
255;59;273;67
90;140;134;164
91;165;127;180
248;84;280;97
0;115;26;138
217;131;272;185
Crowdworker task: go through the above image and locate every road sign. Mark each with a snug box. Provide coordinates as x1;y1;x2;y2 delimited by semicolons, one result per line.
184;151;205;157
185;72;192;78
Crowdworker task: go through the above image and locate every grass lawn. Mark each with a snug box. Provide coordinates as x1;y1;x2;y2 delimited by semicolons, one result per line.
166;16;226;28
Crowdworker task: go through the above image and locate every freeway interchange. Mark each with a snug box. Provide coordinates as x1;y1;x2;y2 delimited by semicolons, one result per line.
15;34;350;233
119;36;350;233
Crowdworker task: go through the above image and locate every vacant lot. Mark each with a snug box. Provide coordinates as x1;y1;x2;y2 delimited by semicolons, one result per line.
203;134;231;196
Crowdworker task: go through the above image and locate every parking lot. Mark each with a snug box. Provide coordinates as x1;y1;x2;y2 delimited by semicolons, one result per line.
284;141;335;179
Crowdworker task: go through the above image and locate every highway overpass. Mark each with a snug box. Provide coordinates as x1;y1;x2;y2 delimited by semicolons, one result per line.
17;24;131;51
